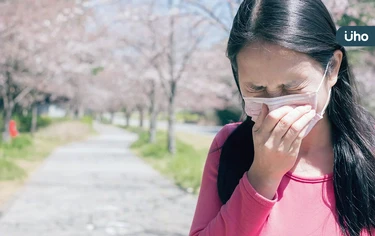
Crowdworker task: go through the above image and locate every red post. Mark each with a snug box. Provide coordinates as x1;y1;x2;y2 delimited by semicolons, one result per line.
9;120;19;138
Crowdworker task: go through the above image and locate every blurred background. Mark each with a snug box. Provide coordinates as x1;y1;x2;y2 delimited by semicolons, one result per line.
0;0;374;235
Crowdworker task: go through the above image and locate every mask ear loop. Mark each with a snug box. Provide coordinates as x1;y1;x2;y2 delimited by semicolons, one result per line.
317;62;333;117
316;62;331;93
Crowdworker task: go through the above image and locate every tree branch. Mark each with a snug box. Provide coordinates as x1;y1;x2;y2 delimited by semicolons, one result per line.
184;0;230;32
14;86;33;105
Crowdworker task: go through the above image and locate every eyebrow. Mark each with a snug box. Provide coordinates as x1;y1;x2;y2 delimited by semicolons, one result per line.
247;79;305;89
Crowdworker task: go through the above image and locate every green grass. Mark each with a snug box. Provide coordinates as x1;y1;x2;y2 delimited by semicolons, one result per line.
0;159;26;180
0;135;34;180
175;111;201;123
50;117;71;123
123;126;208;194
81;116;93;126
1;135;33;150
0;120;94;181
0;135;34;160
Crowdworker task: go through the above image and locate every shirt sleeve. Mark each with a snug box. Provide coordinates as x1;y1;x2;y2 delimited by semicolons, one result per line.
189;125;278;236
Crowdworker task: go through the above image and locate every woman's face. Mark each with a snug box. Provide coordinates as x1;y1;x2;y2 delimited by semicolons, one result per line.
236;42;342;115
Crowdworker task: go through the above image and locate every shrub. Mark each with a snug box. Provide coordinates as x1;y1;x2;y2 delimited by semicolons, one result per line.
13;115;52;132
215;107;242;125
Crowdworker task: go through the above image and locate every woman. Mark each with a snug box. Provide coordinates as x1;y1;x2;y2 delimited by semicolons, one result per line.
189;0;375;236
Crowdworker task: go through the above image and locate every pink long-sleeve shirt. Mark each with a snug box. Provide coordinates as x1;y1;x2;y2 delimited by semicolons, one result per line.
189;122;374;236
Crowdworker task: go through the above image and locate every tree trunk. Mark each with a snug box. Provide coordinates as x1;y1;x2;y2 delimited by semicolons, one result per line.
66;104;74;119
139;107;144;128
167;1;176;155
125;112;131;128
149;81;158;143
74;109;79;119
149;110;158;144
167;97;176;154
167;82;176;155
110;112;115;124
2;104;13;143
31;103;38;136
78;106;84;119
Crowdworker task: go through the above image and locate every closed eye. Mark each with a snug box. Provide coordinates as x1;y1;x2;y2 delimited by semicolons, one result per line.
287;87;305;91
245;86;307;95
286;85;307;91
245;85;265;92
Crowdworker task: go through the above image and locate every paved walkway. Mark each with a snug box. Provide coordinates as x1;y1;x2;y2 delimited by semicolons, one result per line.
0;123;198;236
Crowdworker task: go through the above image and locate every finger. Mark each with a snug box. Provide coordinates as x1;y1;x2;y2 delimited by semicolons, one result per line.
288;125;309;156
260;105;295;135
252;104;268;133
287;109;317;152
272;105;312;141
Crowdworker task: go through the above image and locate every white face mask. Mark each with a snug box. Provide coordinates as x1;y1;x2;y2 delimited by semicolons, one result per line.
243;63;331;138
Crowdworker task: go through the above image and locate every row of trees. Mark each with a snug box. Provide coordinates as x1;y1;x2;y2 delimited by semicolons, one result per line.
0;0;239;151
0;0;84;142
1;0;374;154
118;0;375;154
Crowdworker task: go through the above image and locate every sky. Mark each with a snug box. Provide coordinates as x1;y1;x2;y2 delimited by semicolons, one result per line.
86;0;235;48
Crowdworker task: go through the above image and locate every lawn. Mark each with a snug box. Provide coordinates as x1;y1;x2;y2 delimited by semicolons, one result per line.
0;119;96;207
123;126;215;194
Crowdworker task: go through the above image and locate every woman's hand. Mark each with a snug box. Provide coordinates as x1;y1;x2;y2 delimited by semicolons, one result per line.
247;104;316;199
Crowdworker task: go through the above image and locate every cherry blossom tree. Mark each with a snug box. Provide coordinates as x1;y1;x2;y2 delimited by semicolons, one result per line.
149;0;210;154
0;0;95;142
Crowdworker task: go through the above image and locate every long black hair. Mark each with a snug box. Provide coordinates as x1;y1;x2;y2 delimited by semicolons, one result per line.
218;1;375;235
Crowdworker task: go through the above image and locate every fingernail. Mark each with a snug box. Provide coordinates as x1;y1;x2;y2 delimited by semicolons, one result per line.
305;105;312;110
